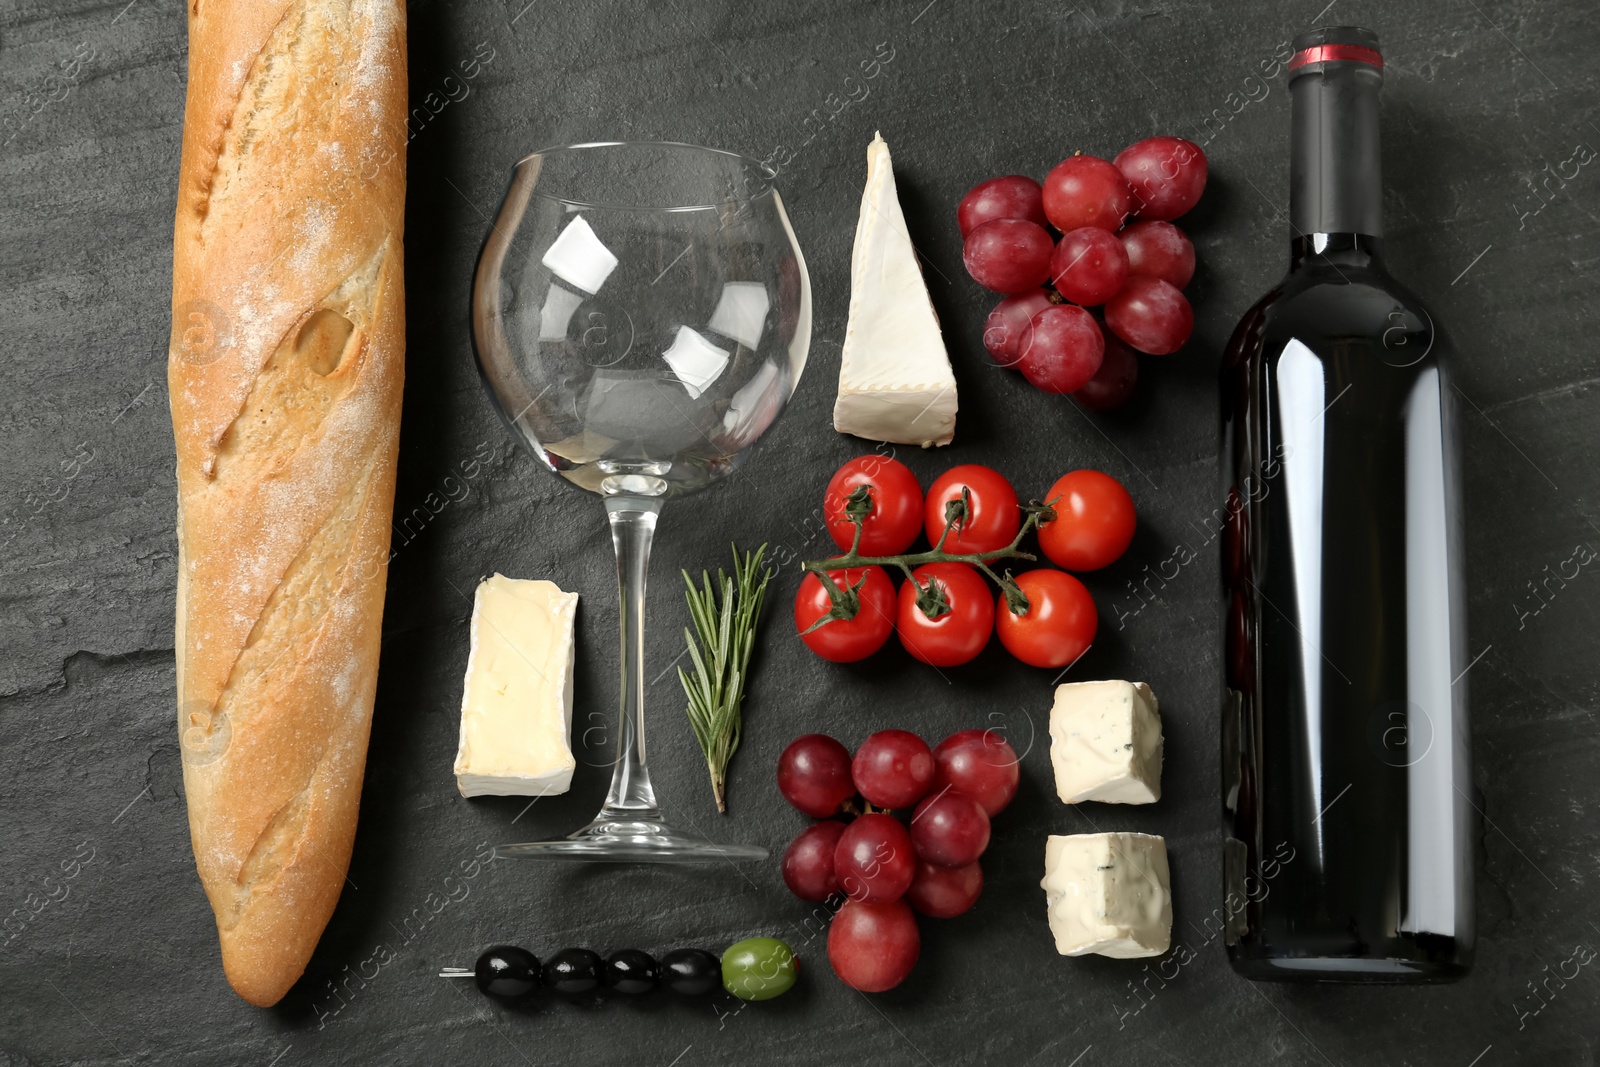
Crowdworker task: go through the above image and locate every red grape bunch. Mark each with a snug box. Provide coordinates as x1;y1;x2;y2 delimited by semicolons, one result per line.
776;728;1021;992
960;136;1208;409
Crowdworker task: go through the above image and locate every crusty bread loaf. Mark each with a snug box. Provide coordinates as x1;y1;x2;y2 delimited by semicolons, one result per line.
168;0;406;1008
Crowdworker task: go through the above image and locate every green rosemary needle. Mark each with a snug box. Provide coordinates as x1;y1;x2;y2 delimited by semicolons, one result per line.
679;543;773;813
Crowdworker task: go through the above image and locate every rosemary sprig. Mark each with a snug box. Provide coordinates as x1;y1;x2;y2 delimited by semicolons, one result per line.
679;543;773;813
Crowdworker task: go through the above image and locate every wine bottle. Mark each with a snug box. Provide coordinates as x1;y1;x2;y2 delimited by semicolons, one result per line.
1219;27;1474;982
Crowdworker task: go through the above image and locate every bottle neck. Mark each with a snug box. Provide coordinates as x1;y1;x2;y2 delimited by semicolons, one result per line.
1289;60;1383;248
1289;231;1384;271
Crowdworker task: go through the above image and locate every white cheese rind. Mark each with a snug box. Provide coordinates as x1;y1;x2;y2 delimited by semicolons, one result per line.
454;575;579;797
832;132;957;449
1049;679;1163;804
1041;832;1172;958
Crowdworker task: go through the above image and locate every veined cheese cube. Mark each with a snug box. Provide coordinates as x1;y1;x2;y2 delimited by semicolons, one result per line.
1049;680;1163;804
454;575;579;797
832;132;958;449
1042;832;1172;958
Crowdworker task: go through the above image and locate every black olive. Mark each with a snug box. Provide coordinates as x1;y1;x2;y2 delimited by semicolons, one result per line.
658;948;720;996
544;947;604;995
473;946;540;1000
602;949;659;994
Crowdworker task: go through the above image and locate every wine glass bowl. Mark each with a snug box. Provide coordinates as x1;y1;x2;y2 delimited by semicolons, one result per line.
475;142;810;499
471;142;810;862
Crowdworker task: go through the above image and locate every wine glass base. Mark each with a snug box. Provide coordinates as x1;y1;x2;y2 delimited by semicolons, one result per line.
494;814;768;864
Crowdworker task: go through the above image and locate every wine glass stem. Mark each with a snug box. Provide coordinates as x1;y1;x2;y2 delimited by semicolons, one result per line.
601;494;665;820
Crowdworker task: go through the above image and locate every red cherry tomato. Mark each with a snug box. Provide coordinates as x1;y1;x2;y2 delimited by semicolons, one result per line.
924;465;1020;554
794;565;897;663
994;570;1098;669
1038;470;1137;571
897;563;994;667
823;455;924;556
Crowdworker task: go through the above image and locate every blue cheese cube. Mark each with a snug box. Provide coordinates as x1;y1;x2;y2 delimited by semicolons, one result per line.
1041;832;1172;958
1049;679;1163;804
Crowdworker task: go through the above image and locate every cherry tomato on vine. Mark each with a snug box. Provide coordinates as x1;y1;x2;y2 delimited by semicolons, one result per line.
994;570;1098;669
823;456;924;556
924;465;1020;555
794;565;897;663
897;562;994;667
1038;470;1137;571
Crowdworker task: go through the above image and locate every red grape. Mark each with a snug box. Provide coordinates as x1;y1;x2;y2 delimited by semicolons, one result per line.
1104;276;1193;355
1050;227;1130;306
906;859;984;919
833;812;915;903
1019;305;1104;394
828;898;920;992
1119;220;1194;288
958;175;1048;237
1042;155;1132;233
782;821;846;902
931;729;1020;816
1114;136;1207;221
910;790;990;867
962;219;1054;294
777;734;856;818
852;730;934;809
983;290;1053;368
1073;333;1140;411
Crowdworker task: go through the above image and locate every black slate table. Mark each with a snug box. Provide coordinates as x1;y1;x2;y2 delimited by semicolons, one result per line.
3;1;1597;1064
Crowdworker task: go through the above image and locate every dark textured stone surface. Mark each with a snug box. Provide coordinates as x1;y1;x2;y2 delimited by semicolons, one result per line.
2;0;1597;1063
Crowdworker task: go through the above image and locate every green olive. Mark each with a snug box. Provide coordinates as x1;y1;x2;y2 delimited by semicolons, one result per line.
720;936;798;1001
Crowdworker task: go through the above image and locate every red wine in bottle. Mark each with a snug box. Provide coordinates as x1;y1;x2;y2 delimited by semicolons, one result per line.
1220;27;1474;982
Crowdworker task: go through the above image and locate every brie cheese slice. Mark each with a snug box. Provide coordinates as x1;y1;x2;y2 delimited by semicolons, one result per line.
454;574;579;797
833;132;957;448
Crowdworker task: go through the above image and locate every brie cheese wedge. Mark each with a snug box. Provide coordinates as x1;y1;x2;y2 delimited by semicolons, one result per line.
833;132;957;448
454;574;579;797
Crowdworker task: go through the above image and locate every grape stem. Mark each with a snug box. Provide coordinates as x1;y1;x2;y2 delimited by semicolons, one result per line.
801;486;1057;627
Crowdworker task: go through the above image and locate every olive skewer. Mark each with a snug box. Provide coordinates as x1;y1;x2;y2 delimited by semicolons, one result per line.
440;937;797;1003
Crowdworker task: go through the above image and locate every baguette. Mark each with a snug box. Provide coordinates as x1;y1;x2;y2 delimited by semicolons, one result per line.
168;0;406;1007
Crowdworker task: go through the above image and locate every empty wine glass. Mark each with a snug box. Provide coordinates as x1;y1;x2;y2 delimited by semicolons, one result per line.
471;142;811;861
